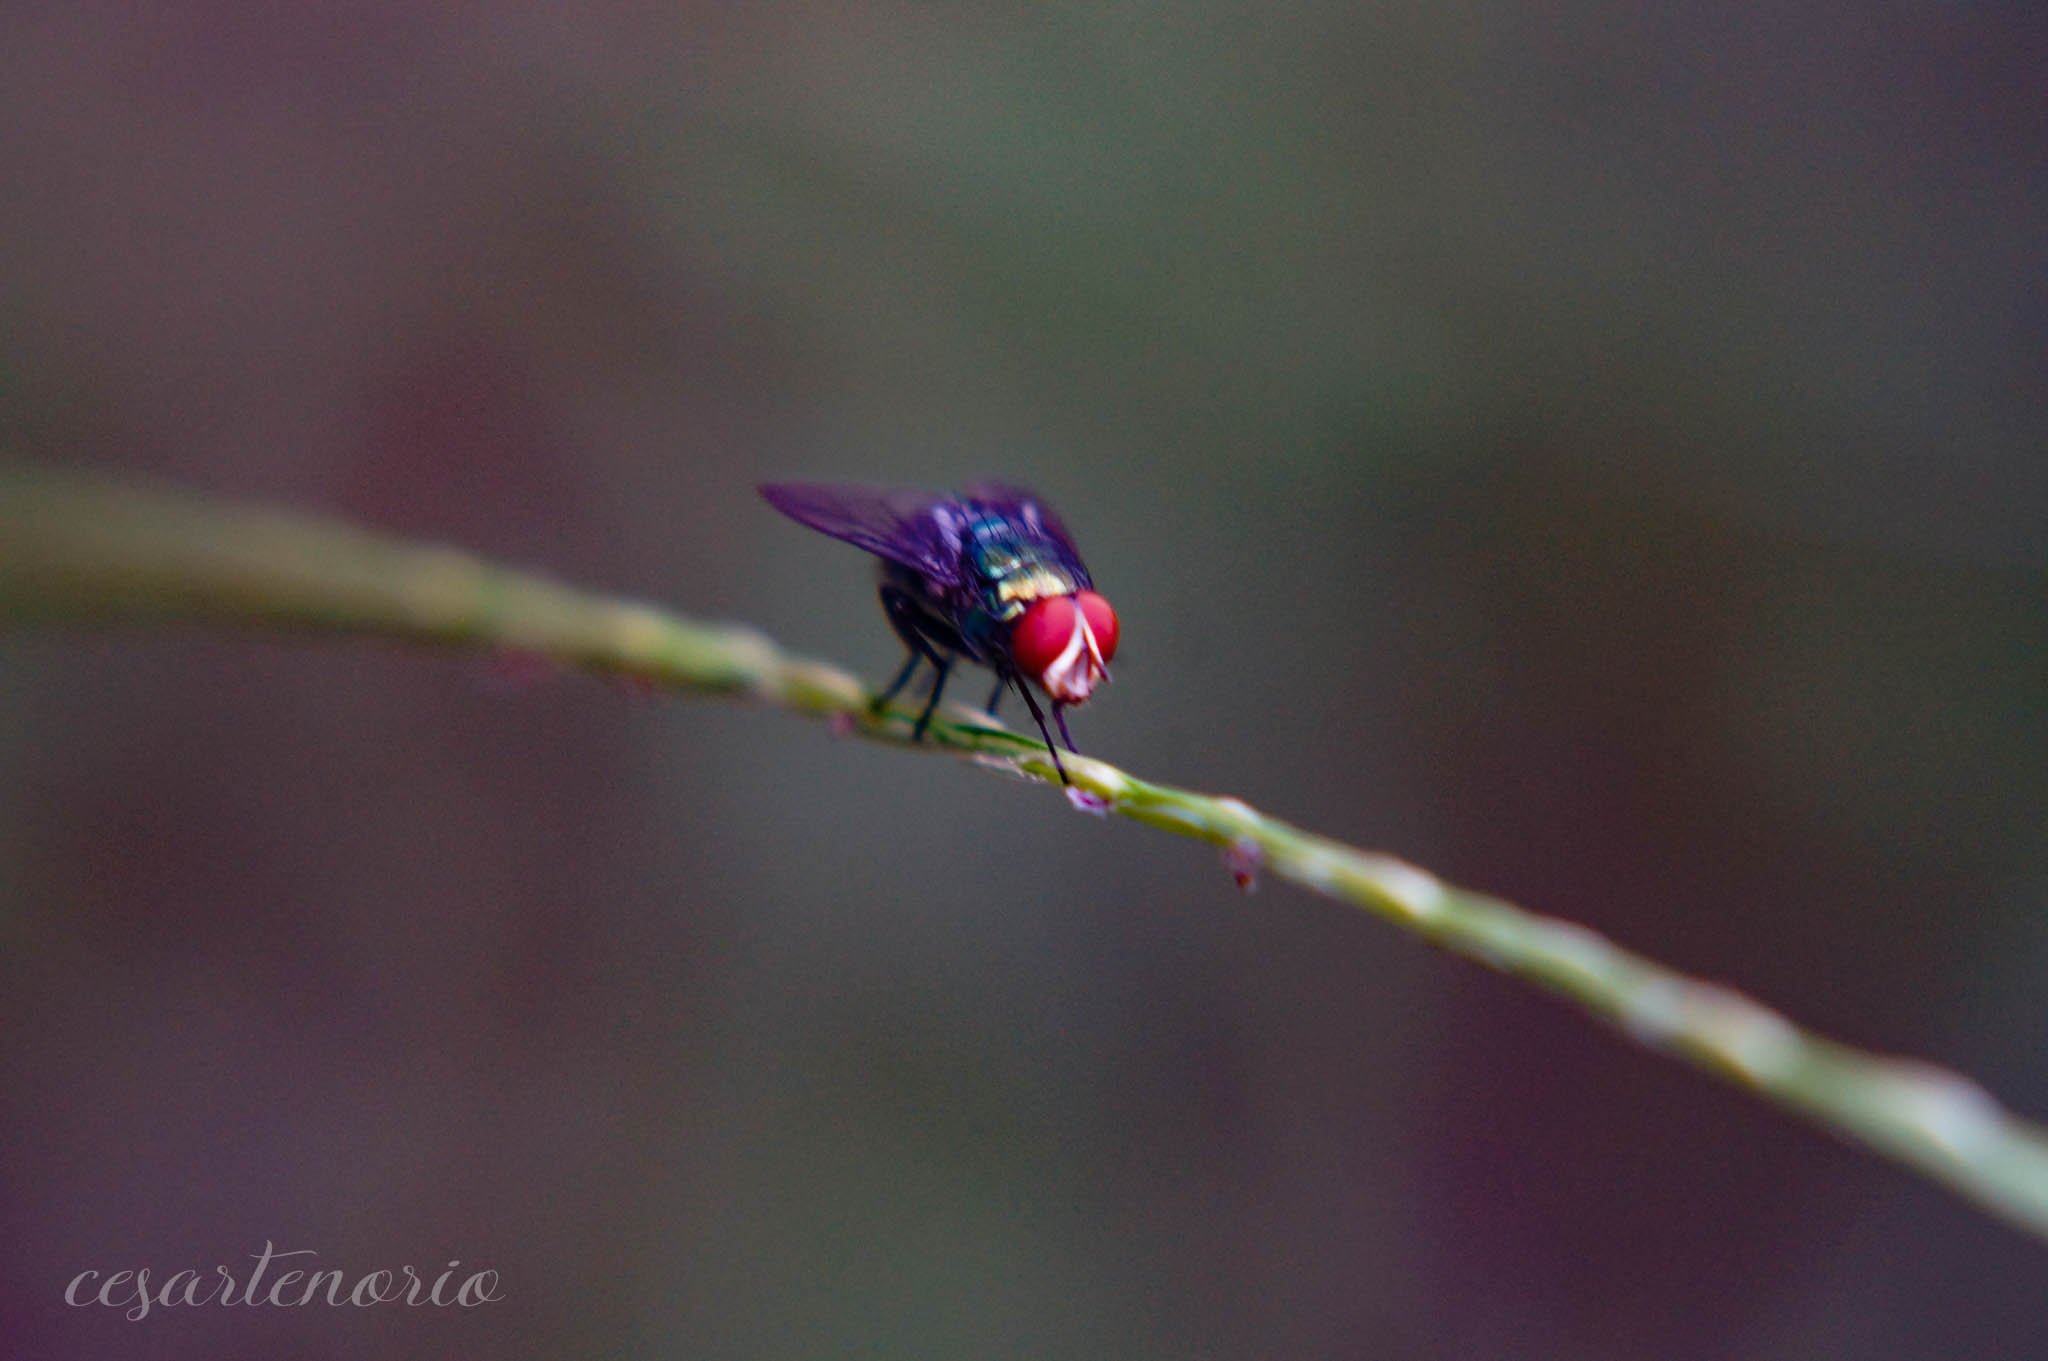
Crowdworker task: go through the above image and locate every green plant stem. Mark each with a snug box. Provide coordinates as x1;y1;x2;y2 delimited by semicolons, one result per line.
5;465;2046;1242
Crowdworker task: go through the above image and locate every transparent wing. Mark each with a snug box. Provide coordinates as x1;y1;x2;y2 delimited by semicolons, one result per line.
758;482;966;585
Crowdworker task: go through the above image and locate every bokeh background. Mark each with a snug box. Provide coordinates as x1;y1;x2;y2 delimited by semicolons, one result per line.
3;4;2044;1357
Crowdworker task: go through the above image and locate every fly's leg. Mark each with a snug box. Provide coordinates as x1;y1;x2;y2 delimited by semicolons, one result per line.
872;650;924;712
876;584;952;739
1011;682;1072;785
1052;702;1078;752
983;676;1008;718
912;656;952;740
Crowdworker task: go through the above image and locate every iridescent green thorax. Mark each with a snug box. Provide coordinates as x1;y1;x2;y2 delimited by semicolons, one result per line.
968;535;1084;623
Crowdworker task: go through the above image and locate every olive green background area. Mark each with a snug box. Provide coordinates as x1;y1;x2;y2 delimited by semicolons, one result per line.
2;6;2043;1359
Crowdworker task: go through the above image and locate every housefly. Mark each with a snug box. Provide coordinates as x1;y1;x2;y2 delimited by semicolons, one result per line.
760;481;1119;784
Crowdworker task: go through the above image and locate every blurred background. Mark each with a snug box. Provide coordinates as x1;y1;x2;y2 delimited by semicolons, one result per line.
2;3;2043;1357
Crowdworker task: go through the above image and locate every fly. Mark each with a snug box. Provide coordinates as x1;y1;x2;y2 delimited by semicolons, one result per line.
760;481;1120;784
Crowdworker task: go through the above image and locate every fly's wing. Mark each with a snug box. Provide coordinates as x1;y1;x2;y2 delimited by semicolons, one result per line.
960;481;1086;563
758;482;966;586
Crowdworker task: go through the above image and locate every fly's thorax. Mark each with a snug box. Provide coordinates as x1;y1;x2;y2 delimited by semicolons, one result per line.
968;540;1088;624
987;562;1086;623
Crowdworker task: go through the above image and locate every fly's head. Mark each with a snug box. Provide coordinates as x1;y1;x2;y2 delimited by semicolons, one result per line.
1009;591;1119;703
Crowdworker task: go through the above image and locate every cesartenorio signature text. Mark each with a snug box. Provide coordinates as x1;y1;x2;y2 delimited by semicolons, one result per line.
66;1241;502;1320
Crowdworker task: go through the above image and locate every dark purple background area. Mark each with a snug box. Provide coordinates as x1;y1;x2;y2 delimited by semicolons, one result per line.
2;4;2043;1357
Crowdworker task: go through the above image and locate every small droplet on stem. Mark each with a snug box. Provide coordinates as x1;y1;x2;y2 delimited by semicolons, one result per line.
1222;838;1265;893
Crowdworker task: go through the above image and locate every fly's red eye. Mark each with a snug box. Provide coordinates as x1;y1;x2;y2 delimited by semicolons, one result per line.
1076;590;1119;662
1009;596;1079;679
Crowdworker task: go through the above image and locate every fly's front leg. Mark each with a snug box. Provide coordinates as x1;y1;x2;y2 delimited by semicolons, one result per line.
1052;702;1079;752
1011;681;1072;785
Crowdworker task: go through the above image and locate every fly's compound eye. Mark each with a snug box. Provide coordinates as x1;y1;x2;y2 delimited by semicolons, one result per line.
1011;591;1117;704
1075;590;1118;662
1009;596;1078;679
